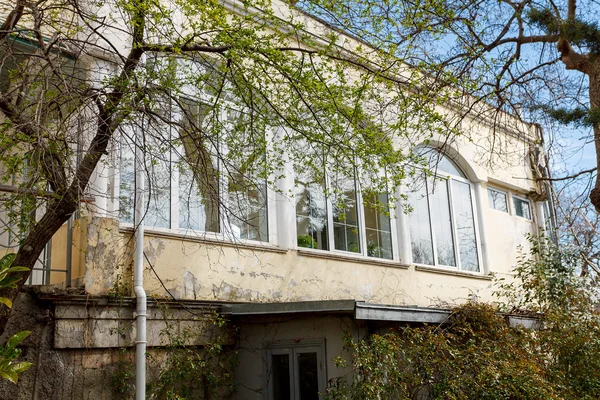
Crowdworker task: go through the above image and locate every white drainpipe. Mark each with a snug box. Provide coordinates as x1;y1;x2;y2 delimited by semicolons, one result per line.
134;122;147;400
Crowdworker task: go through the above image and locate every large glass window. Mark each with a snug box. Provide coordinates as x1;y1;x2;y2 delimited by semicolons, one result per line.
227;173;268;241
408;150;480;272
295;168;329;250
295;165;393;260
331;173;361;253
118;99;268;241
363;194;393;260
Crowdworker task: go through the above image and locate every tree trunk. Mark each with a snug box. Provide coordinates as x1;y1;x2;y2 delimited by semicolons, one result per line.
589;63;600;213
0;196;78;334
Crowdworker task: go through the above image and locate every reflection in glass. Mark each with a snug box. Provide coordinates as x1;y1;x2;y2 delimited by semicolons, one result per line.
297;352;319;400
429;180;455;266
488;188;508;212
228;174;268;241
363;194;393;259
513;197;532;219
119;133;135;224
408;164;479;271
331;174;360;253
144;124;172;228
295;169;328;250
272;354;291;400
118;124;171;228
407;175;434;265
452;180;479;272
177;102;220;232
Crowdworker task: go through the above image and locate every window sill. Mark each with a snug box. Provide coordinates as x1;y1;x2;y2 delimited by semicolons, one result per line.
119;226;287;254
297;248;410;269
414;265;493;280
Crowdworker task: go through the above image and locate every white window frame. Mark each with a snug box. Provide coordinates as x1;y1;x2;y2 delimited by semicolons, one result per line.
115;98;272;245
264;339;327;400
512;195;533;220
295;166;397;261
487;187;509;213
407;169;484;273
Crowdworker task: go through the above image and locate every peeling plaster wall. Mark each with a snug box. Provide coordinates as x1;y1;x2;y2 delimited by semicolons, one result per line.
84;221;527;308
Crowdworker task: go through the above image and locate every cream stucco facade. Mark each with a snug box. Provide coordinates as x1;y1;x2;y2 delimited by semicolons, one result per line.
0;0;554;398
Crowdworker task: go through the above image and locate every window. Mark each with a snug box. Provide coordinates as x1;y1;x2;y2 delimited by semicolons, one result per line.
488;188;508;212
295;165;393;260
295;168;329;250
513;196;532;220
118;99;268;241
265;340;326;400
407;149;480;272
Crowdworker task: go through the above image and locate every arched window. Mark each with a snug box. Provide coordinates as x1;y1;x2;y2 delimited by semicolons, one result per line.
407;148;480;272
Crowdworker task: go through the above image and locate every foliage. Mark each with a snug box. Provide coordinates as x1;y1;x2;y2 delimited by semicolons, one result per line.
111;310;237;400
327;236;600;399
0;330;32;384
0;254;29;309
0;0;457;323
0;254;32;383
301;0;600;212
297;235;318;249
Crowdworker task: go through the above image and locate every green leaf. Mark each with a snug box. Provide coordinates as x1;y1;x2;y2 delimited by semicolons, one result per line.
11;361;33;374
6;331;30;350
0;276;22;288
0;297;12;309
0;370;18;384
0;254;16;271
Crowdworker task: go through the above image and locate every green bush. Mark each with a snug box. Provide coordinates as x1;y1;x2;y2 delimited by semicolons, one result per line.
327;237;600;399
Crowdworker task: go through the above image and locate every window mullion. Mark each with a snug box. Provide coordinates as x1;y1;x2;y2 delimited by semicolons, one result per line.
470;183;484;272
447;179;462;269
426;178;438;266
325;172;335;252
356;174;367;256
170;121;179;230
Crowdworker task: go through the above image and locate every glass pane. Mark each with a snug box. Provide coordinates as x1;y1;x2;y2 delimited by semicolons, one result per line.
297;352;319;400
488;189;508;212
144;127;172;228
513;197;531;219
363;194;393;259
176;102;220;232
295;169;328;250
407;174;434;265
272;354;291;400
452;180;480;272
119;131;135;224
119;122;171;229
416;147;465;177
228;176;268;241
331;173;360;253
429;180;456;266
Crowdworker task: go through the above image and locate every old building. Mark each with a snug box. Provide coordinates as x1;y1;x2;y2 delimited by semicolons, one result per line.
0;0;553;398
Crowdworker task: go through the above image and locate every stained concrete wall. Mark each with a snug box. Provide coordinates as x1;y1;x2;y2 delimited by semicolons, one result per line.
0;290;235;400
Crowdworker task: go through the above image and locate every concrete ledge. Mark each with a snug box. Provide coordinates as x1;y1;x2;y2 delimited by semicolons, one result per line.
119;226;288;254
51;298;233;349
415;265;494;280
223;299;356;315
297;248;410;269
355;302;451;323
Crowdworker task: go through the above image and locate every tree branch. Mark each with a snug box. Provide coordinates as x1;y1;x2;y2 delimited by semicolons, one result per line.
537;167;597;182
0;0;25;42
